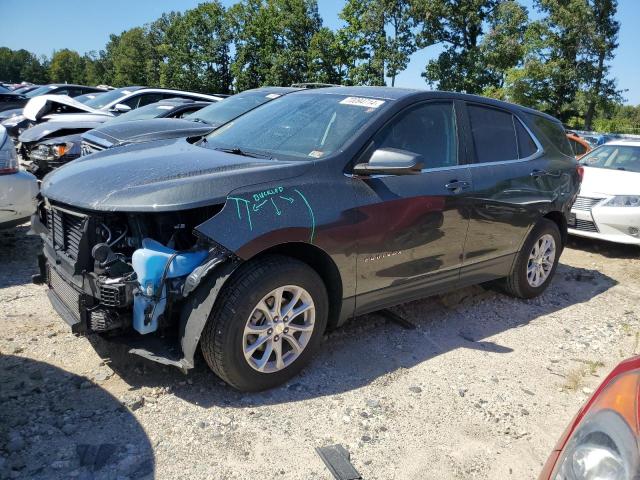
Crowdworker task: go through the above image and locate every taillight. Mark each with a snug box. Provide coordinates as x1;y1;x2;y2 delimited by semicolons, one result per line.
549;364;640;479
0;125;19;174
577;165;584;181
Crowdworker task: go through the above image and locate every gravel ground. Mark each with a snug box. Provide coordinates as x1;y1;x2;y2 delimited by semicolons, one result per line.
1;225;639;480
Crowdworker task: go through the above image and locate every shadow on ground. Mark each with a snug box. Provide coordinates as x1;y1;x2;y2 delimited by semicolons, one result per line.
0;224;42;289
88;258;617;409
567;235;640;259
0;355;154;479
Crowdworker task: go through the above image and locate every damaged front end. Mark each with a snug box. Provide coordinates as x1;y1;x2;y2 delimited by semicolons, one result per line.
32;199;237;370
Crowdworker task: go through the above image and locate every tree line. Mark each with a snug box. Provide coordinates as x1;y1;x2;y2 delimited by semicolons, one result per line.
0;0;630;132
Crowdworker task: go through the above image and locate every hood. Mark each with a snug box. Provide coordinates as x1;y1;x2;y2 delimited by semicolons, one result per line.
19;120;106;143
23;94;105;121
0;108;24;121
580;166;640;196
83;118;213;149
41;137;311;212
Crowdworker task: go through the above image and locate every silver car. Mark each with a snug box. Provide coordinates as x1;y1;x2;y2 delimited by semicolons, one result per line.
0;126;37;229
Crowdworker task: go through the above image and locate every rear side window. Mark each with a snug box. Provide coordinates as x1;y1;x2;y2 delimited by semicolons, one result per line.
467;105;518;163
527;114;573;156
514;119;538;158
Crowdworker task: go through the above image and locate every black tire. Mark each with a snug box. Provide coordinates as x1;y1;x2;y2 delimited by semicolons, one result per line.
200;255;328;392
502;219;562;299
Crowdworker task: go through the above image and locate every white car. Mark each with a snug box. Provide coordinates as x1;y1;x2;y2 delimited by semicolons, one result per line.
0;126;38;229
569;139;640;245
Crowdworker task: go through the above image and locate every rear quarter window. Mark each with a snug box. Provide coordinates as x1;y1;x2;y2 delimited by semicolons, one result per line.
527;114;573;157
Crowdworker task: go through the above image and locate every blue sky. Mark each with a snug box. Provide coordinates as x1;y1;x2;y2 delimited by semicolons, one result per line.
1;0;638;104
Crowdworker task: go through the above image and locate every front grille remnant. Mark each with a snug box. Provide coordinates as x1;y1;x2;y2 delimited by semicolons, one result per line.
48;267;81;319
46;206;86;260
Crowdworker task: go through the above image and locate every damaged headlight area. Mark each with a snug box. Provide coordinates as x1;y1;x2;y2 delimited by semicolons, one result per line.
35;201;233;339
29;141;76;161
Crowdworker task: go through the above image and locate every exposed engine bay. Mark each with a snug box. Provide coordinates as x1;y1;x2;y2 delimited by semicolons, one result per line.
33;199;230;340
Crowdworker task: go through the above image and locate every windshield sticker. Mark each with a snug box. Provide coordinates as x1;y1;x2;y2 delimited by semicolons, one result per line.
308;150;324;158
228;187;316;243
265;93;281;99
339;97;385;109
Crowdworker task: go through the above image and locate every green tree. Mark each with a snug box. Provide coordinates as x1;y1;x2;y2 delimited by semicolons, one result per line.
110;27;152;86
481;1;529;98
162;2;232;93
307;27;348;84
582;0;620;130
229;0;322;91
0;48;49;83
49;49;85;83
412;0;501;93
383;0;416;86
338;0;386;85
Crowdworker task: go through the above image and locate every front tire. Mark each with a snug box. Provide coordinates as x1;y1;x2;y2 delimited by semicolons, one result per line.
200;255;328;391
502;219;562;299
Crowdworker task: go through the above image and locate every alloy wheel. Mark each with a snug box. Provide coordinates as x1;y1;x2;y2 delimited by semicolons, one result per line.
527;233;556;288
242;285;316;373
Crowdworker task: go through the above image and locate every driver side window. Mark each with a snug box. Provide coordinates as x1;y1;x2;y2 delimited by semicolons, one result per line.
372;102;458;169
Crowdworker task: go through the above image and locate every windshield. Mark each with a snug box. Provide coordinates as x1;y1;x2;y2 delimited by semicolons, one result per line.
25;85;58;98
105;102;179;125
580;145;640;173
203;93;387;160
0;85;10;93
187;91;284;127
83;88;133;109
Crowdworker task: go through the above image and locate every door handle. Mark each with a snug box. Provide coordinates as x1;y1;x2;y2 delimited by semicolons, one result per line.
445;180;471;192
530;169;550;178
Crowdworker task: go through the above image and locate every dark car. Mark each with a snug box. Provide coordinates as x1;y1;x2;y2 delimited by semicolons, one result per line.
32;87;581;392
0;84;106;118
80;87;300;155
21;98;213;178
0;84;29;114
12;84;41;95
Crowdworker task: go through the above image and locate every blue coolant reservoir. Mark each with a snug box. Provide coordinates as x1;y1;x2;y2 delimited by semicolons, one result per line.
131;238;208;334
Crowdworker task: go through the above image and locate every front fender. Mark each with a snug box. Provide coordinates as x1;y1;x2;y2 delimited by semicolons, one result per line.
195;182;320;259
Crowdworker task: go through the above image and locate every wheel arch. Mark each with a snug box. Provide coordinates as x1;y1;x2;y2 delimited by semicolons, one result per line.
249;242;344;330
543;210;567;247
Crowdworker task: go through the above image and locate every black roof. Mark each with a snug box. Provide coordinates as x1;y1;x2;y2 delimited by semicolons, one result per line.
298;86;560;122
242;86;302;95
153;97;212;105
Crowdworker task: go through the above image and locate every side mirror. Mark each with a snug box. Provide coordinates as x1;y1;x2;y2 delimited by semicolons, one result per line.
111;103;132;114
353;147;424;176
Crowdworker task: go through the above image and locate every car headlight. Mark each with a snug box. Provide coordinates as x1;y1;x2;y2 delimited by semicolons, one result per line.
603;196;640;208
30;142;74;161
1;114;25;127
551;371;640;480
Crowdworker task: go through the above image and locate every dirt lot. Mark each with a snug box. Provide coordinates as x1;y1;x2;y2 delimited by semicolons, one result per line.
1;225;639;480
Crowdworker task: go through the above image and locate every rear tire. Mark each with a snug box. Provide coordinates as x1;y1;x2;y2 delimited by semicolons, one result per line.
200;255;328;392
502;219;562;299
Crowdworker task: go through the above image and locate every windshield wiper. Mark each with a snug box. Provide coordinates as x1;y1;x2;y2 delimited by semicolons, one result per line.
214;147;271;159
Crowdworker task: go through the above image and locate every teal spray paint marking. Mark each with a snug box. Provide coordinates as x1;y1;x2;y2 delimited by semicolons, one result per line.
294;189;315;244
252;199;267;211
228;197;253;231
279;196;294;204
270;197;281;216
